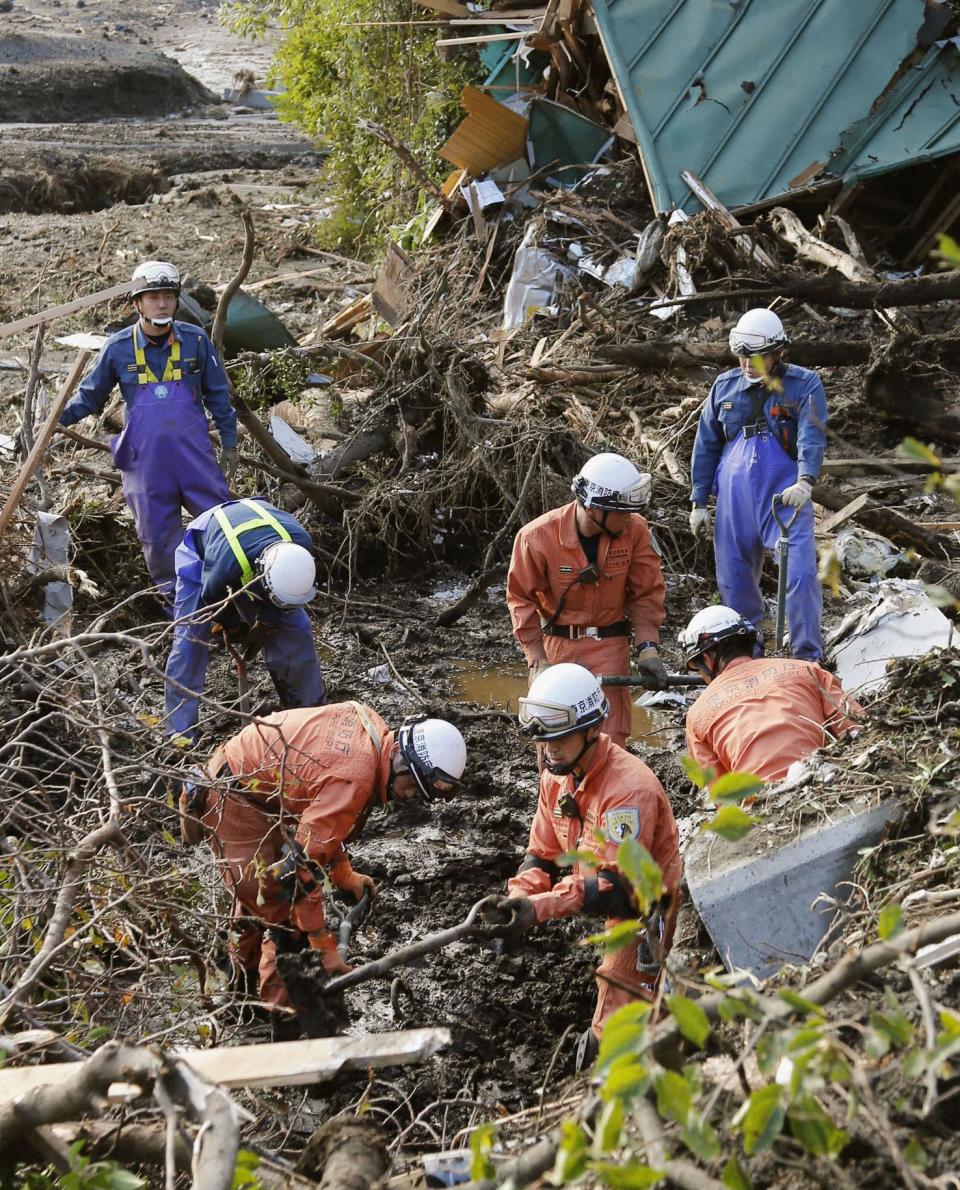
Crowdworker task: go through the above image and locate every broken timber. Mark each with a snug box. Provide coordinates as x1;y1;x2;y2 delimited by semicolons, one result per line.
0;282;130;342
0;1028;451;1102
0;351;91;538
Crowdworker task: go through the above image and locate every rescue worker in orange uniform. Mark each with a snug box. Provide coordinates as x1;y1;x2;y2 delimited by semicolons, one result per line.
507;453;667;748
482;663;680;1068
680;606;862;782
179;703;467;1021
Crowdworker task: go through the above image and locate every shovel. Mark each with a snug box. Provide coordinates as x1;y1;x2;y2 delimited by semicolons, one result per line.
321;895;523;997
600;673;703;689
772;494;800;651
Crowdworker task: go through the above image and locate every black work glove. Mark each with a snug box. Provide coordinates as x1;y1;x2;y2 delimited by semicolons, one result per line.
635;653;669;691
479;894;537;944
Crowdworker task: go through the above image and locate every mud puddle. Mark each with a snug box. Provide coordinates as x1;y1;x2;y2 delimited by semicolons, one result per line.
450;657;670;747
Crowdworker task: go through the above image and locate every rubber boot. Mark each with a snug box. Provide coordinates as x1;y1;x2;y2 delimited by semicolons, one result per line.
575;1027;599;1072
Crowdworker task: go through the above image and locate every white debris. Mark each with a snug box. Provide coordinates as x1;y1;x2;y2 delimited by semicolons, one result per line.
502;224;573;330
830;578;954;696
366;664;392;685
269;414;316;465
834;525;906;578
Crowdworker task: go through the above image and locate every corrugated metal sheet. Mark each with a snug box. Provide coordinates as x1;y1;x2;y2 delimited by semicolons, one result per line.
590;0;960;214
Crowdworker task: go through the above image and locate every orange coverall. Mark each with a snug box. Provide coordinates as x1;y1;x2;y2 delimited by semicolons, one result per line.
199;702;393;1008
506;502;666;747
507;733;681;1038
685;655;862;783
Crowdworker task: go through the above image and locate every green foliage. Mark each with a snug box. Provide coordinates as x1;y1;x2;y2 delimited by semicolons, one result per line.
665;994;711;1049
736;1084;785;1155
586;919;641;952
591;1163;664;1188
786;1095;848;1157
550;1121;589;1184
234;352;310;413
721;1157;752;1190
22;1141;145;1189
615;837;663;913
469;1122;497;1182
708;772;765;805
877;903;903;940
681;754;714;789
701;805;760;842
233;1150;263;1189
937;232;960;267
221;0;476;248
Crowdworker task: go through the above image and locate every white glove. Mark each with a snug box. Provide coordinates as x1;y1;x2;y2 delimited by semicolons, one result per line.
779;479;813;509
689;506;712;538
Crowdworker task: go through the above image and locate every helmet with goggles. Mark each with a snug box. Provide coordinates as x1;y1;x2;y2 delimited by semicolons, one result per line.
397;715;467;801
519;663;609;741
571;453;651;513
728;308;788;357
678;606;757;666
130;260;182;299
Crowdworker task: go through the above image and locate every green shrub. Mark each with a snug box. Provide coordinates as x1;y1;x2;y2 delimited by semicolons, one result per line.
220;0;478;251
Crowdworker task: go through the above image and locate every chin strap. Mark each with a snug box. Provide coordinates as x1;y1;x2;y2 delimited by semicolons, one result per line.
544;734;593;776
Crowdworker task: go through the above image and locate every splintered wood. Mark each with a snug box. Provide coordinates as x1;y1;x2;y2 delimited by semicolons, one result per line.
0;1027;452;1100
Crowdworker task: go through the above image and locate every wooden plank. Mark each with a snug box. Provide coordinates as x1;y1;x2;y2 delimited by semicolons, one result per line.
0;282;130;342
819;457;940;474
438;86;528;175
372;241;416;327
0;1028;451;1101
681;170;776;270
436;29;529;44
0;350;92;538
818;491;870;535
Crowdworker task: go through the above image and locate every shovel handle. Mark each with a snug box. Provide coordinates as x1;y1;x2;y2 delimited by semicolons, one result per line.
322;895;514;996
772;493;799;535
600;674;704;688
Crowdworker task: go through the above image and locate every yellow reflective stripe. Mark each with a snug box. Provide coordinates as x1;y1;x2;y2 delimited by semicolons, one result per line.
133;326;182;385
212;499;293;585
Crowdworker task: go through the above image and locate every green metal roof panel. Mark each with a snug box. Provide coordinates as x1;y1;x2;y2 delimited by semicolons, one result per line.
590;0;957;213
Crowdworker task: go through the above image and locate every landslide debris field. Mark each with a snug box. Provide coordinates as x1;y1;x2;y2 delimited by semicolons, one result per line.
3;0;960;1185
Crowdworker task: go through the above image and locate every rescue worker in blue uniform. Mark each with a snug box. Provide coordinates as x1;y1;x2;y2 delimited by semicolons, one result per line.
689;308;827;660
164;497;326;742
59;261;237;604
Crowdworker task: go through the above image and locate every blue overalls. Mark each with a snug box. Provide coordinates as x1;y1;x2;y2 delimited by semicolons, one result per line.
164;498;326;742
60;322;235;601
690;364;828;660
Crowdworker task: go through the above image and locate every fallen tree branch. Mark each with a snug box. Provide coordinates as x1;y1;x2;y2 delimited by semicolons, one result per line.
212;207;255;357
0;1042;241;1189
812;481;960;560
652;909;960;1069
639;268;960;312
436;443;542;627
0;819;125;1028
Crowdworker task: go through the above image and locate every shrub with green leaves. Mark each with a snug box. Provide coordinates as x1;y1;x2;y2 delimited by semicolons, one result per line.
220;0;477;250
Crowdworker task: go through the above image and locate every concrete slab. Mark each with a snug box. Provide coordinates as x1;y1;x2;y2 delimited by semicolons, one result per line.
686;799;899;980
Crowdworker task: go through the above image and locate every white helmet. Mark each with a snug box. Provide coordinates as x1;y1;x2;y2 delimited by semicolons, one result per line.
728;308;788;357
256;542;317;607
131;260;181;299
397;715;467;801
678;606;757;665
519;662;609;741
571;453;651;513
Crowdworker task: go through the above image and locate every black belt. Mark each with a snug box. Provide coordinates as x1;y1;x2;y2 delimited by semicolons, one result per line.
542;621;629;640
741;423;770;440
